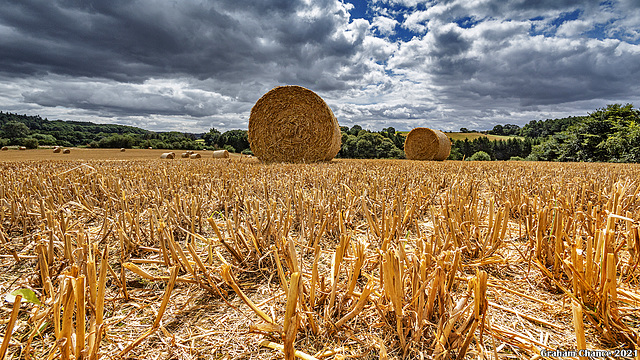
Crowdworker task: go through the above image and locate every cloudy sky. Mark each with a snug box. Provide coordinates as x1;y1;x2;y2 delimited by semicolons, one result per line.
1;0;639;132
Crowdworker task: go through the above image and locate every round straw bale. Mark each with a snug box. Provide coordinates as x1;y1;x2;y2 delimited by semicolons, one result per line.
120;148;126;152
404;128;451;161
53;147;61;153
63;148;71;154
19;146;27;150
248;85;341;163
189;153;201;159
212;150;229;159
160;152;175;159
148;147;153;150
181;152;189;158
1;146;8;151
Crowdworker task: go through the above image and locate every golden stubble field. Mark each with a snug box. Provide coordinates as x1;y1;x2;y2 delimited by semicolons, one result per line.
0;150;639;360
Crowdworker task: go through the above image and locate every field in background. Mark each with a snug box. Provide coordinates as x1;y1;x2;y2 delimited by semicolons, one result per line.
0;158;639;359
0;148;242;162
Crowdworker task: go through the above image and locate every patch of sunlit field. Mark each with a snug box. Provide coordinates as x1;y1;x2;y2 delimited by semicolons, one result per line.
0;148;245;162
1;157;639;360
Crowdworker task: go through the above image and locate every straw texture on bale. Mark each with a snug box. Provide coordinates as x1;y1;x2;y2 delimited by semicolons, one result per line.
1;146;7;151
212;150;229;159
120;148;126;152
53;147;61;153
404;128;451;161
248;85;341;163
189;153;201;159
160;152;175;159
19;146;26;150
63;149;71;154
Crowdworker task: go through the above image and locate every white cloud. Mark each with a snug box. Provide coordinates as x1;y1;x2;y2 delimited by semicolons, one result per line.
372;16;398;36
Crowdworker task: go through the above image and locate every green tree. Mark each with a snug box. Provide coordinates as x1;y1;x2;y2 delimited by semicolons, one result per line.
466;151;491;161
2;121;30;141
203;128;222;147
22;138;39;149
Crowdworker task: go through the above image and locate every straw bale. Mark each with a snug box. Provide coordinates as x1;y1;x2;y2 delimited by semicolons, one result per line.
404;128;451;161
181;153;189;158
1;146;7;151
120;148;126;152
189;153;201;159
63;149;71;154
19;146;27;150
148;147;153;149
248;85;341;163
212;150;229;159
160;152;175;159
53;147;61;153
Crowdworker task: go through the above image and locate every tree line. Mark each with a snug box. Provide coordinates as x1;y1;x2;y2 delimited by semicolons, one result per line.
2;103;639;162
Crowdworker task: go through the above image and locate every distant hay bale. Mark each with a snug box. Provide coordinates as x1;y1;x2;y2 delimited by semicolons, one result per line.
186;151;194;155
181;153;189;158
120;148;126;152
63;149;71;154
212;150;229;159
189;153;201;159
148;147;153;150
160;152;175;159
19;146;27;150
53;147;61;153
248;85;341;163
404;128;451;161
1;146;8;151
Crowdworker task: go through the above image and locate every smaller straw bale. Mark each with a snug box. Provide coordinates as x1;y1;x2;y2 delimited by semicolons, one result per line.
148;147;153;149
181;153;189;158
190;153;201;159
120;148;126;152
19;146;26;150
63;149;71;154
1;146;7;151
404;128;451;161
212;150;229;159
160;152;175;159
53;147;61;153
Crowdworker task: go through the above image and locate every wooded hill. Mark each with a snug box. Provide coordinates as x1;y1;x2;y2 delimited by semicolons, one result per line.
2;103;639;162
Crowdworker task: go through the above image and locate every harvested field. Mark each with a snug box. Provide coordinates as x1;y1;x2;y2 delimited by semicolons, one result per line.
0;156;639;360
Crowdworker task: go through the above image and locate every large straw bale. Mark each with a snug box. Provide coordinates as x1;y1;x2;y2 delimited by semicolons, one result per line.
19;146;27;150
404;128;451;161
120;148;126;152
160;152;175;159
248;85;341;163
212;150;229;159
189;153;201;159
53;147;61;153
63;149;71;154
181;153;189;158
1;146;8;151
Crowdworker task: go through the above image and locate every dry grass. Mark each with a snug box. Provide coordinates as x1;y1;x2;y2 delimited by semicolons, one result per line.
0;157;639;360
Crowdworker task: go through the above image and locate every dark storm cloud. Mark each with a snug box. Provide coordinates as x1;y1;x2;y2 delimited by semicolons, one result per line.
1;0;640;132
0;0;363;84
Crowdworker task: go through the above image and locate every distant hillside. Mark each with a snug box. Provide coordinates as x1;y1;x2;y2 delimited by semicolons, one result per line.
0;111;206;150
